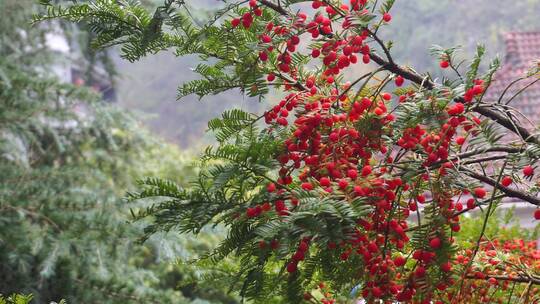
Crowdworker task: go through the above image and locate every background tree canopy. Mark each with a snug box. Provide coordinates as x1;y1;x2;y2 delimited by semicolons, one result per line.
0;0;237;303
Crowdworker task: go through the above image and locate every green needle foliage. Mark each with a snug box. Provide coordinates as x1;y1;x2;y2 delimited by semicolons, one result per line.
0;294;35;304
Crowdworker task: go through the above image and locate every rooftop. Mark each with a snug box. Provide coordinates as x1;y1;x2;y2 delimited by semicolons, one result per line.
485;32;540;126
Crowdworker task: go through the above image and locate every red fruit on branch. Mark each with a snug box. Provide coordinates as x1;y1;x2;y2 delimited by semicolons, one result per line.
440;60;450;69
301;182;313;190
242;13;253;28
286;261;298;273
440;262;452;272
429;237;442;249
298;241;309;252
338;179;349;189
347;169;358;180
394;255;406;267
246;207;257;218
415;266;426;277
501;176;512;187
395;75;404;87
474;187;487;199
320;177;331;187
259;51;268;61
466;198;476;209
455;136;466;145
523;165;534;177
361;165;372;176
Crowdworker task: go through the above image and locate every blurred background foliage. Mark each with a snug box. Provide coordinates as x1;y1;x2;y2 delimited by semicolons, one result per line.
0;0;237;303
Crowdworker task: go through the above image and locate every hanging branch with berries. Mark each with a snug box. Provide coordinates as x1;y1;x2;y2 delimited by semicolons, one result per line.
36;0;540;303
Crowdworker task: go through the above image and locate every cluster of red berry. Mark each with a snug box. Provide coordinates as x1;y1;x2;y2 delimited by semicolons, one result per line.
229;0;539;302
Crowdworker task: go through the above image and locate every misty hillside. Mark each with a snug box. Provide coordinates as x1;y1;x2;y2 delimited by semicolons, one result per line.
114;0;540;148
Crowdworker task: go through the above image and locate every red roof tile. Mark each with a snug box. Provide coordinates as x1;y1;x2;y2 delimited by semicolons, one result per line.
485;32;540;127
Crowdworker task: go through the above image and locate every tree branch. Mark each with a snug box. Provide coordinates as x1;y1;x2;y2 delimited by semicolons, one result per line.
259;0;287;15
454;146;524;160
465;274;540;285
370;53;540;146
464;169;540;206
473;104;540;145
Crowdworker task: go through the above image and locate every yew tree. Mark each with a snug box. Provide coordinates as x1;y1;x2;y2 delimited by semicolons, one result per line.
37;0;540;303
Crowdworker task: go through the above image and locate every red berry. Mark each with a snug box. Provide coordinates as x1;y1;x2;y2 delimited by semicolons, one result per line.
242;13;253;28
474;187;487;199
338;179;349;189
301;182;314;191
347;169;358;180
262;202;272;211
395;75;404;87
246;207;257;218
415;266;426;277
523;165;535;177
231;18;240;28
292;251;305;261
286;261;298;273
501;176;512;187
440;60;450;69
466;198;476;209
382;13;392;22
362;54;370;64
382;92;392;100
472;85;484;95
298;241;309;252
320;177;331;187
361;165;372;176
267;183;276;192
394;256;406;267
429;237;442;249
535;209;540;220
260;34;272;43
372;286;383;297
440;262;452;272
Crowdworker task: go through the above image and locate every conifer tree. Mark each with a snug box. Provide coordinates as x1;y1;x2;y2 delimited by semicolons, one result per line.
36;0;540;302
